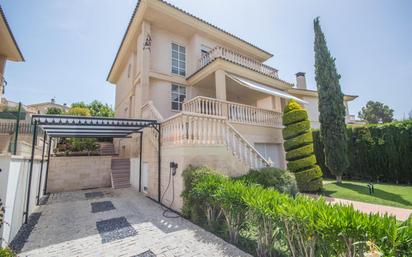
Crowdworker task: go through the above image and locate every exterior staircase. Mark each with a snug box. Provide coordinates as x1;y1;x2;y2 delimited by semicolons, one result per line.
100;142;116;156
111;158;130;189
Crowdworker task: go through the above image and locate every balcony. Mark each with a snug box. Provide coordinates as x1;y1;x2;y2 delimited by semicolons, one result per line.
196;46;279;79
183;96;282;128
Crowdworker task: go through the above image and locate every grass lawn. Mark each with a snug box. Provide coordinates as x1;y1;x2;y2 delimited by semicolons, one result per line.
321;179;412;209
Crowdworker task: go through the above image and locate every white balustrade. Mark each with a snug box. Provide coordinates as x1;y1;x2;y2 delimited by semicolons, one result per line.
196;46;279;79
161;112;269;169
141;101;164;121
183;96;282;128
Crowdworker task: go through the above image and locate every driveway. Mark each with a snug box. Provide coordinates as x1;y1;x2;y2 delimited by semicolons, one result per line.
14;188;250;257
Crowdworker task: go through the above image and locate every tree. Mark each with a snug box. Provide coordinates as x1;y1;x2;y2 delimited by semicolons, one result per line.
71;101;88;109
282;99;323;192
314;17;348;183
88;100;114;117
46;107;63;115
358;101;394;124
66;106;91;116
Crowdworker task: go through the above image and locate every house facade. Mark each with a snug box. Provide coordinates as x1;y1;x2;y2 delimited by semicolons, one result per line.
0;4;24;105
107;0;357;210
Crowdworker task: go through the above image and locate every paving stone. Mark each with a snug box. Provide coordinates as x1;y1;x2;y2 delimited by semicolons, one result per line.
132;249;157;257
96;217;137;243
85;191;104;199
91;201;116;213
18;188;251;257
9;212;42;252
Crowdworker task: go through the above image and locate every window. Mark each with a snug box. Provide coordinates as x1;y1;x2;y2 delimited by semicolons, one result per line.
171;43;186;76
171;84;186;111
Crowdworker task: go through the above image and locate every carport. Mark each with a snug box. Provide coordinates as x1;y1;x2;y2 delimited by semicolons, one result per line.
25;114;161;223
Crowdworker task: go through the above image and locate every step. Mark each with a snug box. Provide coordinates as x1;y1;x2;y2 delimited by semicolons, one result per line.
112;174;130;180
113;183;130;189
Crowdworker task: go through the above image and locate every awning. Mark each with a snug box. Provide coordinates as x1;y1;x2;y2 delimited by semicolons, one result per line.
227;74;307;104
31;115;159;138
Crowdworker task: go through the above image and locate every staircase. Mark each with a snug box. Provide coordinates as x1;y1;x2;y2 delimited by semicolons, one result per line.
100;142;116;156
111;158;130;189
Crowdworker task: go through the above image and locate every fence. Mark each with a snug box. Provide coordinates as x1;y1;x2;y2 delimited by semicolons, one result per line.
0;155;47;247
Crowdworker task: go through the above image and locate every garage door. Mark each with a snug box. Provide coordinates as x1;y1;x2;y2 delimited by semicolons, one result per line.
254;143;284;168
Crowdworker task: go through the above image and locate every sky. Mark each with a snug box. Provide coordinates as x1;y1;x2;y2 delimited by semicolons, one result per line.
2;0;412;118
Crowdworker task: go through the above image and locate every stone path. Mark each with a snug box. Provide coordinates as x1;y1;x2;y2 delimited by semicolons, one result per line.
308;194;412;221
17;188;250;257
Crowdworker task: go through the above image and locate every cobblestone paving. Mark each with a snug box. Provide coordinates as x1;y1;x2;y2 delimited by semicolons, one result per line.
19;188;251;257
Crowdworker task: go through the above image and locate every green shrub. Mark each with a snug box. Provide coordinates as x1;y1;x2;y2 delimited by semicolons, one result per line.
237;167;298;196
285;144;313;160
282;120;311;140
283;131;313;151
214;180;248;244
192;171;227;227
313;120;412;183
287;155;317;172
282;109;308;126
181;166;225;223
0;248;15;257
185;171;412;257
282;100;322;192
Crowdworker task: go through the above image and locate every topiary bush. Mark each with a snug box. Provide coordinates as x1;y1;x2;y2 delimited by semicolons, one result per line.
237;167;298;196
282;99;323;192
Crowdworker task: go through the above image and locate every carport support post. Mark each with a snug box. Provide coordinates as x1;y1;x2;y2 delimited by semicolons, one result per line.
43;136;52;195
25;120;37;224
36;132;47;205
157;124;161;203
138;132;143;192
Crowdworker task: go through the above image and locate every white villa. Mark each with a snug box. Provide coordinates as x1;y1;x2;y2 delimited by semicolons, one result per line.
107;0;357;210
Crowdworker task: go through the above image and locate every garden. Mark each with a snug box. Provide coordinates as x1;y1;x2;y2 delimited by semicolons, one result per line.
181;166;412;257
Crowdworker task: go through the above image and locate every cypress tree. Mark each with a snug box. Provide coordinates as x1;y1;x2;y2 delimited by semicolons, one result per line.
282;99;323;192
313;17;349;183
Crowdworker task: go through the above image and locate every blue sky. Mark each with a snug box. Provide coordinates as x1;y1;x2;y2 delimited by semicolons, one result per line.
2;0;412;118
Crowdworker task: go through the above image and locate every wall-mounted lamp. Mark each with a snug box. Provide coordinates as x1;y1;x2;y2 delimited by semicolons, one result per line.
169;161;178;176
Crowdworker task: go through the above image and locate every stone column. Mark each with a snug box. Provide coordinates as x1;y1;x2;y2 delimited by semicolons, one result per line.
215;69;227;116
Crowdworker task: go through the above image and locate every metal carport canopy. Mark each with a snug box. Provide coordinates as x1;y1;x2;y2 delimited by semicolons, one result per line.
31;114;159;137
24;114;162;225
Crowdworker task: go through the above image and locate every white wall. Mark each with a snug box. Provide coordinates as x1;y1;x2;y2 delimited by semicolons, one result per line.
0;155;46;246
130;157;140;191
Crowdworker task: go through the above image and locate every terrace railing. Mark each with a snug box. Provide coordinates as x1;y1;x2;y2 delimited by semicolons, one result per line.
197;46;279;79
183;96;282;128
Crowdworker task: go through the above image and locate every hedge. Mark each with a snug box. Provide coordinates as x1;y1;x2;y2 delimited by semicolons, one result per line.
283;100;322;192
313;120;412;183
183;167;412;257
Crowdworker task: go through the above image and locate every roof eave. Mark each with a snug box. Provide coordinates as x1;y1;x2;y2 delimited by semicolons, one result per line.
106;0;273;84
0;5;24;62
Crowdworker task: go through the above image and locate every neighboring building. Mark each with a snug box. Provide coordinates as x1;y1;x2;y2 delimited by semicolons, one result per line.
26;98;69;114
107;0;358;210
0;4;24;104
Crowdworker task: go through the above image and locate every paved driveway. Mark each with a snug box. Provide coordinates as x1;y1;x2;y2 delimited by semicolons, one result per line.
16;188;250;257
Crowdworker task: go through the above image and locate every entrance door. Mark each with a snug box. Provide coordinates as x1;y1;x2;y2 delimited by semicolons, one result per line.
254;143;283;168
141;162;148;193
